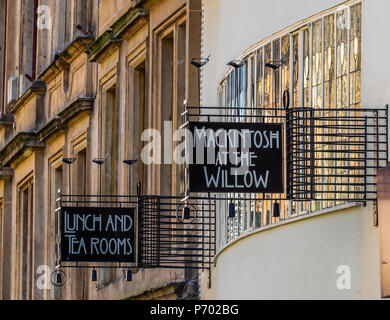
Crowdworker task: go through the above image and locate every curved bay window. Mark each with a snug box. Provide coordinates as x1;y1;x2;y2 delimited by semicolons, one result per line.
217;1;362;246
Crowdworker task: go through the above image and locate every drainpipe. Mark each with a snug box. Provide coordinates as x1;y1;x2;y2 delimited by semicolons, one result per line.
25;0;38;82
1;0;7;114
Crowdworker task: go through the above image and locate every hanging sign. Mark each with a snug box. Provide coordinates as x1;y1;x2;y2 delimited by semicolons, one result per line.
188;122;283;193
60;207;135;263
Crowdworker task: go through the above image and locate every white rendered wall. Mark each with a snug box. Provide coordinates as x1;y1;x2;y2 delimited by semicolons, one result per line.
361;0;390;107
202;205;380;300
200;0;388;299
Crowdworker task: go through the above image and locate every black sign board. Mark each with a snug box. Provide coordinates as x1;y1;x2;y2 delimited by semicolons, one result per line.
188;122;283;193
60;207;136;263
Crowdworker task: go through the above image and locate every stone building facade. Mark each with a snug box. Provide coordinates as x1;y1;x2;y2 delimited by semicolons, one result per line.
0;0;201;300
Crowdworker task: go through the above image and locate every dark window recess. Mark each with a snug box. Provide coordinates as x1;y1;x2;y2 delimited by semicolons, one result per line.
24;0;38;83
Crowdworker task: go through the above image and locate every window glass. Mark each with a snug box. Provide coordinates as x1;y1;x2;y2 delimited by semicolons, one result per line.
350;3;361;108
238;63;246;118
337;9;349;108
220;2;362;244
227;73;231;108
323;14;336;208
350;3;362;196
235;68;239;111
20;0;36;94
231;71;235;108
281;36;290;99
17;181;34;299
264;44;272;108
250;56;255;111
324;14;335;109
336;8;349;201
312;20;322;108
312;19;323;211
292;33;300;107
281;35;290;217
256;48;264;115
303;28;311;107
273;40;281;110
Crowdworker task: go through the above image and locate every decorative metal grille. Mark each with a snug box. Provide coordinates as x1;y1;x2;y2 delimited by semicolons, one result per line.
286;107;388;201
138;195;216;270
184;105;389;201
56;105;388;272
57;193;216;270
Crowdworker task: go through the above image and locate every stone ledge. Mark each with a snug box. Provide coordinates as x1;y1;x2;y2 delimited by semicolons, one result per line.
37;118;67;142
124;279;198;300
38;36;95;84
0;167;14;177
57;97;94;123
86;30;122;63
38;97;94;142
0;114;15;130
0;132;45;167
7;81;46;115
87;8;149;63
111;8;149;38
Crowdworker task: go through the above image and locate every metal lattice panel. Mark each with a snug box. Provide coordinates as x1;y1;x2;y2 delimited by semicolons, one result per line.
57;194;216;270
184;105;388;201
138;196;216;269
286;107;388;201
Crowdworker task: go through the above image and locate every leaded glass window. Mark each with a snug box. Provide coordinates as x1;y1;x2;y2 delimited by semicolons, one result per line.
221;1;362;245
292;33;300;107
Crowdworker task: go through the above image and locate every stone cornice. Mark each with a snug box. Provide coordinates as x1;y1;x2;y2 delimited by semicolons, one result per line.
0;132;45;167
111;8;148;38
86;30;123;63
37;118;67;142
38;97;94;142
0;167;14;177
38;36;95;83
87;8;149;63
0;114;15;130
57;97;94;123
0;98;94;164
7;81;47;115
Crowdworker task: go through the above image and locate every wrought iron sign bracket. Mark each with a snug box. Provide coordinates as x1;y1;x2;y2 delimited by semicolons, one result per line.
183;105;388;203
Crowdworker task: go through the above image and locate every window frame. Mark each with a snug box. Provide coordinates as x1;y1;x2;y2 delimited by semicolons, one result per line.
15;175;34;300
